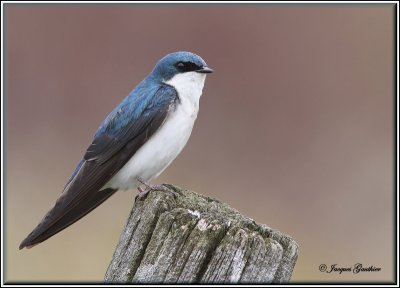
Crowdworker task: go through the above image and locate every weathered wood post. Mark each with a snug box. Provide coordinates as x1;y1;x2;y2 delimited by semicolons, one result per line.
105;184;299;284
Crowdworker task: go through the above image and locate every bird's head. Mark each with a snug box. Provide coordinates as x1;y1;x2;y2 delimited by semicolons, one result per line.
151;51;213;82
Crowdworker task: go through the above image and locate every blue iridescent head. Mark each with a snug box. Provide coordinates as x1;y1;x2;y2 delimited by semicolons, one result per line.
151;51;213;81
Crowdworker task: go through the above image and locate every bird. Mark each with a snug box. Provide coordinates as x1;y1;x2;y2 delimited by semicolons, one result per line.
19;51;213;250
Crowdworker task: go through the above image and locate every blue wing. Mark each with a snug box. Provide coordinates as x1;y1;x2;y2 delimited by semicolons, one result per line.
19;83;178;249
64;82;178;188
84;83;176;163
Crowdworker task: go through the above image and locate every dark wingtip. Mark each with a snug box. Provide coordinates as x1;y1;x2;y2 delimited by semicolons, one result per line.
19;235;38;250
19;238;29;250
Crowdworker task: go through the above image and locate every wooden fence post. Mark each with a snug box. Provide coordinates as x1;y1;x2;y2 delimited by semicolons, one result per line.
104;184;299;284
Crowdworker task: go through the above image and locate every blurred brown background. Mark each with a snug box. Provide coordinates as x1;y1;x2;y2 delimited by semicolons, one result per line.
4;4;394;283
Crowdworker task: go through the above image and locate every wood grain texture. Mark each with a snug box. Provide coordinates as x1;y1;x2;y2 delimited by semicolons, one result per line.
105;184;299;284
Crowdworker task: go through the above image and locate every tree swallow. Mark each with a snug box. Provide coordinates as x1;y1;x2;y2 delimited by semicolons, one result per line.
19;51;213;249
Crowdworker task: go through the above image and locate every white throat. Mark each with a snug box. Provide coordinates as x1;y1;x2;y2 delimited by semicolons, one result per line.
165;71;206;116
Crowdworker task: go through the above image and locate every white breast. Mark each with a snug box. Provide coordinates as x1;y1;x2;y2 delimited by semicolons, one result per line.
103;72;207;191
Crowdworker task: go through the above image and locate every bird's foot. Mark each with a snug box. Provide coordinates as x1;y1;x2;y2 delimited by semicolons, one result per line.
137;177;170;192
135;189;152;201
135;177;172;201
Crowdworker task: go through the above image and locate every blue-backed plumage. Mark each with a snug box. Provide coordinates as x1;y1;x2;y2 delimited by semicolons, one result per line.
88;51;209;143
20;51;213;249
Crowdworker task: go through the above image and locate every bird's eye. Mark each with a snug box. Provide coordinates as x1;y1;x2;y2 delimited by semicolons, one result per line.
175;61;201;72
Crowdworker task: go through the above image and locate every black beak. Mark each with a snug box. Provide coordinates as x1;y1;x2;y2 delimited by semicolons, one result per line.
196;66;214;74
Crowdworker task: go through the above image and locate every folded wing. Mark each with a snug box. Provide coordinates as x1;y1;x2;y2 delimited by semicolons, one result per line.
19;84;178;249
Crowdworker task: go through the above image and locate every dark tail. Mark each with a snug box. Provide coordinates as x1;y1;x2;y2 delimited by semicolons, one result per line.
19;188;117;249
